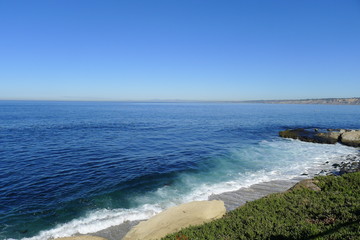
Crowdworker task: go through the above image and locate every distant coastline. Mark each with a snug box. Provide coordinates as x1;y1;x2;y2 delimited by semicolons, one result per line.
240;97;360;105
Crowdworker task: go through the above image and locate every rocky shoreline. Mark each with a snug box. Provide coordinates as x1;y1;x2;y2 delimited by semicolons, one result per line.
278;128;360;175
209;152;360;212
279;128;360;147
71;153;360;240
55;130;360;240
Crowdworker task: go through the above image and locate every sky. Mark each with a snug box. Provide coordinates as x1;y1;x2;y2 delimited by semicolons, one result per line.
0;0;359;101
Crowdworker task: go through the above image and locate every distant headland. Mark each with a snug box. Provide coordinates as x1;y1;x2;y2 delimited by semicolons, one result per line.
241;97;360;105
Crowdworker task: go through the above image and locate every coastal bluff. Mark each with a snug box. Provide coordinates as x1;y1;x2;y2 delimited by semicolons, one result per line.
279;128;360;147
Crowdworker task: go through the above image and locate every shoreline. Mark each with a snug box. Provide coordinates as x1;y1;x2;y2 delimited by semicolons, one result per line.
84;151;360;240
210;152;360;211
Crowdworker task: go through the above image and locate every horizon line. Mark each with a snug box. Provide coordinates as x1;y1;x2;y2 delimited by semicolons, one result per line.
0;97;359;103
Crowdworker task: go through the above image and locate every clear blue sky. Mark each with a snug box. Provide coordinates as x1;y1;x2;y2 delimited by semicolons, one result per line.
1;0;359;101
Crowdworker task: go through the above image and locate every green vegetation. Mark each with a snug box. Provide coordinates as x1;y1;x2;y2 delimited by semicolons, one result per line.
163;172;360;240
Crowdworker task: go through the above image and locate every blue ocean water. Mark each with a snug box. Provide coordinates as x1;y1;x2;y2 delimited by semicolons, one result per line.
0;101;360;240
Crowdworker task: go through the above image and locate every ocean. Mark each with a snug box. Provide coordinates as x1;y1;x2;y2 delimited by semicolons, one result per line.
1;101;359;240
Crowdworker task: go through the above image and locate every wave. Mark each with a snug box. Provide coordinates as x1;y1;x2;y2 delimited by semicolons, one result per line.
14;139;359;240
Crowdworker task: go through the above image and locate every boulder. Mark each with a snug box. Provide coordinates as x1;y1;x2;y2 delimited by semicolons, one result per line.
123;200;226;240
340;130;360;147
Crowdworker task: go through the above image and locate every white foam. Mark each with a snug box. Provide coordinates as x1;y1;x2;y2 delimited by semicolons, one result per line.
19;139;359;240
18;204;162;240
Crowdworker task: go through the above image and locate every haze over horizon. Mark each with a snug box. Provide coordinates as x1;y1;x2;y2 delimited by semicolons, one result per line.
1;1;359;101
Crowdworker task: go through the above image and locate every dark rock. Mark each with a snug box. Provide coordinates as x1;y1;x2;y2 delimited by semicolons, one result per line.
279;128;318;142
339;161;360;175
332;163;340;168
279;128;340;144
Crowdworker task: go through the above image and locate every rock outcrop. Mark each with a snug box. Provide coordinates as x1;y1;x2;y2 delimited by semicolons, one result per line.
279;128;360;147
279;129;341;144
289;179;321;192
123;200;226;240
340;131;360;147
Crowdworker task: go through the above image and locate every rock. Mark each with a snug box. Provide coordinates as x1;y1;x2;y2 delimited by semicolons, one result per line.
123;200;226;240
279;128;340;144
279;129;317;142
339;130;360;147
339;161;360;175
316;131;341;144
55;236;108;240
332;163;340;168
289;179;321;192
279;128;360;146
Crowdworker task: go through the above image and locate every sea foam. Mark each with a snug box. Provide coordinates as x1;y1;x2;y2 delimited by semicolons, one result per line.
17;139;359;240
